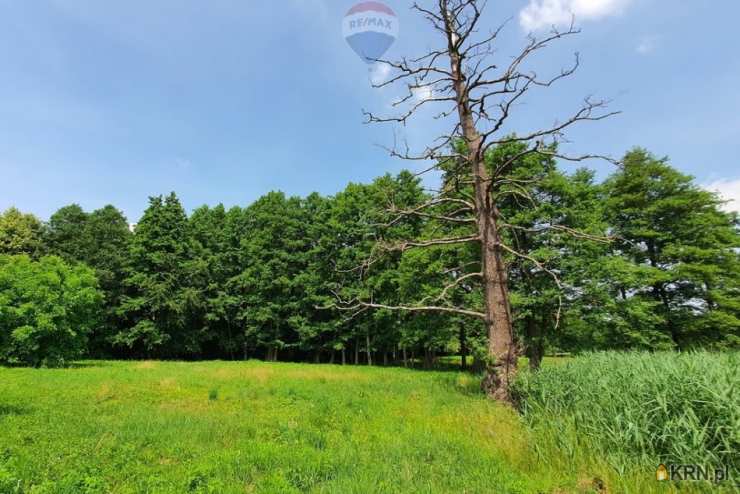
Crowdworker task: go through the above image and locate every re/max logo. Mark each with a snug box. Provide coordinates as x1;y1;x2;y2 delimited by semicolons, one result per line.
657;463;730;483
348;18;393;31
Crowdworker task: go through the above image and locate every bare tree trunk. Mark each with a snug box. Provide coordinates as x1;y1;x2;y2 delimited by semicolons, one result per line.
354;339;359;365
226;322;235;361
480;229;517;399
402;347;408;367
525;315;544;370
449;40;516;400
459;322;468;371
423;348;433;369
341;348;346;365
266;347;279;362
366;332;372;366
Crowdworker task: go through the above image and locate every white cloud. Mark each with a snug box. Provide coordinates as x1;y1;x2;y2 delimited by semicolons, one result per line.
704;179;740;213
412;85;435;102
520;0;632;31
636;35;659;54
370;63;392;86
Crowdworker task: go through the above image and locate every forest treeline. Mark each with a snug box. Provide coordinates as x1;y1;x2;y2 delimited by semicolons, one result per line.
1;147;738;367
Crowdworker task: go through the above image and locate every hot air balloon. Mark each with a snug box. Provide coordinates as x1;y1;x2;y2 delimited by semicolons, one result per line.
343;2;398;65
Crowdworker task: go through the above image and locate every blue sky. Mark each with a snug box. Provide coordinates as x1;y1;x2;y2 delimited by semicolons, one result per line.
1;0;739;222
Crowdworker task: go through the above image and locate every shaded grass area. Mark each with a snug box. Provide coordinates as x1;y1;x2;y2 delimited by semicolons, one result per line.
512;352;739;493
0;360;698;493
424;355;571;372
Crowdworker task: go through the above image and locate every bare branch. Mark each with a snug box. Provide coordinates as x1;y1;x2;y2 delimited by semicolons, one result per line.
485;97;621;152
382;235;481;253
498;242;564;329
420;271;483;304
336;300;486;320
501;223;614;244
383;197;475;227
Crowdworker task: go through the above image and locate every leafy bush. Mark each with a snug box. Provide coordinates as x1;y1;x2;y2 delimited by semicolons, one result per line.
0;255;102;366
511;352;739;476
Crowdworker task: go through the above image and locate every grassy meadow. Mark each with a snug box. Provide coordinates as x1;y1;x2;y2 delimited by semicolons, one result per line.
0;358;733;493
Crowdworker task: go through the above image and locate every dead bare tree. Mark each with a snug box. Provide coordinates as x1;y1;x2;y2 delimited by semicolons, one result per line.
334;0;618;401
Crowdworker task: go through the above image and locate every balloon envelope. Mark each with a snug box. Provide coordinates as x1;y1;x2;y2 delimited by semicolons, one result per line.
343;2;398;64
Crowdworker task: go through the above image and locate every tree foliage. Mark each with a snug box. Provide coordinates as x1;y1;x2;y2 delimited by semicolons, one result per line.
0;208;43;257
43;204;132;354
604;149;740;349
0;255;102;366
115;193;195;357
0;149;737;366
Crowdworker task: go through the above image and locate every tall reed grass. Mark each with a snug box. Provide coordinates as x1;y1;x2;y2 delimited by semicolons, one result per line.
512;352;739;480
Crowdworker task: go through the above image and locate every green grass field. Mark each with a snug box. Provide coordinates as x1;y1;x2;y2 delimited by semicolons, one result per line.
0;360;716;493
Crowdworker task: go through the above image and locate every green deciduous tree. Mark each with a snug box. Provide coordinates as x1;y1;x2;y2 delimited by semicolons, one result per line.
188;204;231;357
605;149;740;348
491;144;607;368
44;204;132;354
0;208;43;257
84;206;133;354
237;192;307;360
0;255;102;366
328;172;428;365
290;193;338;362
3;145;736;365
44;204;90;261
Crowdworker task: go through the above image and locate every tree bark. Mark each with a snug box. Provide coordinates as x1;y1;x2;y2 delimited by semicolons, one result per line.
524;315;544;370
647;240;677;343
226;322;235;361
459;322;468;371
449;37;516;401
424;348;433;369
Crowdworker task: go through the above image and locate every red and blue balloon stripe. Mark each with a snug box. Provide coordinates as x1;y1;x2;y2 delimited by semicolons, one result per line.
343;2;398;65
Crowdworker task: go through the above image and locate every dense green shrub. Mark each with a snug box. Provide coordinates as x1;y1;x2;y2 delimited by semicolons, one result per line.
0;255;102;366
511;352;739;476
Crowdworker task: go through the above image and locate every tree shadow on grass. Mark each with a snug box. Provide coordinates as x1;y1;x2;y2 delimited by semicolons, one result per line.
0;360;111;370
0;404;29;417
395;357;480;374
66;361;111;369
